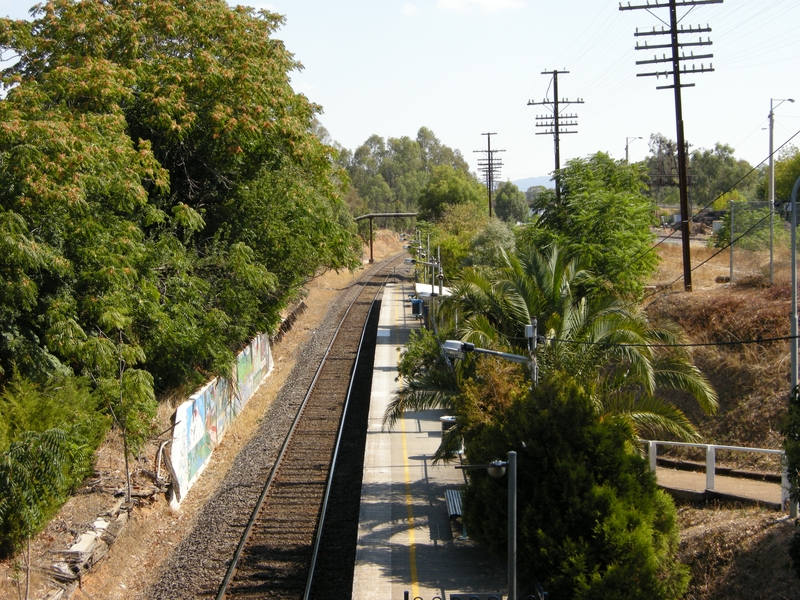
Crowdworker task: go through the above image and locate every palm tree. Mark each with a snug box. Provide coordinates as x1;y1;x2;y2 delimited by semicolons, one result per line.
381;328;466;460
440;243;717;441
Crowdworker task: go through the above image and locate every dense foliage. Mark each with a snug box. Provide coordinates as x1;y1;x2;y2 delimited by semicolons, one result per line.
339;128;479;228
493;181;528;223
0;0;360;390
768;146;800;203
463;374;690;599
519;152;657;298
0;0;360;555
643;134;759;207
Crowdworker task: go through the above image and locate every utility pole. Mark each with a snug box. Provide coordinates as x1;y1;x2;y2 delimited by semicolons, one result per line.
474;132;505;218
528;70;584;201
770;98;795;285
620;0;722;293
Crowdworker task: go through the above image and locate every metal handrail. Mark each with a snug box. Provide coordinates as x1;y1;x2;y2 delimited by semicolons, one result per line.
639;438;794;514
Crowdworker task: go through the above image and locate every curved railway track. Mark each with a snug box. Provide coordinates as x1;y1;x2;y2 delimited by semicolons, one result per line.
215;257;406;599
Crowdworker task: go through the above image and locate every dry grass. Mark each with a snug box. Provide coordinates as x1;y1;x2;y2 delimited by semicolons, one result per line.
677;506;796;600
647;240;800;598
648;241;792;461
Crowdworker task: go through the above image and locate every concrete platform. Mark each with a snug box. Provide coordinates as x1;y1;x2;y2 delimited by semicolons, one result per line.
352;277;506;600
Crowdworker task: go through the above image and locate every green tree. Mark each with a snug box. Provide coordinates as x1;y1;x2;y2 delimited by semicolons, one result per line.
465;218;515;270
644;133;680;206
493;181;528;223
520;152;657;298
463;373;689;600
690;143;757;206
416;126;470;173
417;164;486;222
0;0;359;389
0;429;91;559
0;373;107;456
525;185;548;205
774;146;800;202
442;244;716;441
711;201;786;252
429;202;489;278
0;0;361;549
342;127;471;231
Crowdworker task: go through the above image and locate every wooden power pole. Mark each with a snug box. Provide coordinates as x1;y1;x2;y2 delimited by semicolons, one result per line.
474;132;505;218
528;70;584;201
620;0;723;292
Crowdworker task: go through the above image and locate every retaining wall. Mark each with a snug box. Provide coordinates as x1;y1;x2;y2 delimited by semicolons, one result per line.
169;333;273;506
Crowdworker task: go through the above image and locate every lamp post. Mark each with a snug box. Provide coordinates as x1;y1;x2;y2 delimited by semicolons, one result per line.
457;452;517;600
792;177;800;403
770;98;795;284
791;176;800;519
443;334;544;598
625;136;642;163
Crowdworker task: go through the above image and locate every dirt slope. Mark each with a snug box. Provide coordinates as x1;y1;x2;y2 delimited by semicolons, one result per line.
648;242;798;599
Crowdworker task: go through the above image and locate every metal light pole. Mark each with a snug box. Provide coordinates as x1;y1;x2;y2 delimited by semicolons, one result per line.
507;451;517;600
458;452;518;600
625;136;642;163
791;176;800;397
770;98;795;284
792;176;800;519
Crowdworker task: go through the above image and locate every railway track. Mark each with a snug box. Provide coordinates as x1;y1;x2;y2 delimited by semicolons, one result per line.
214;257;405;599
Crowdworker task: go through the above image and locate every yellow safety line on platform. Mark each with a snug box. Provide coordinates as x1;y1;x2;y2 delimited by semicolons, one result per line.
400;415;419;598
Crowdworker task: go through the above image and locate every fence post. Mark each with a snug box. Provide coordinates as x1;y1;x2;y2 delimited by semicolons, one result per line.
648;441;657;472
706;445;715;491
782;460;798;518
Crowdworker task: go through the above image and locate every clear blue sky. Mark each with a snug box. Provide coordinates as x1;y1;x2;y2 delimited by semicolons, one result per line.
2;0;798;182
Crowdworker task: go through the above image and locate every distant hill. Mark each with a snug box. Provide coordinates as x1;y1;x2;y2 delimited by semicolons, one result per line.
511;176;554;191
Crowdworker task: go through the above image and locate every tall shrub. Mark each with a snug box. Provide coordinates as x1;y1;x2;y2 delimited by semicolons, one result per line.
463;373;689;599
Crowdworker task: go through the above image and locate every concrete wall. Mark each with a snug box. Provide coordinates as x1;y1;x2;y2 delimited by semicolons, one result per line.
169;333;273;506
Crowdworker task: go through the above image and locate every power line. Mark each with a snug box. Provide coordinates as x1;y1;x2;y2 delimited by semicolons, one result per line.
544;334;796;348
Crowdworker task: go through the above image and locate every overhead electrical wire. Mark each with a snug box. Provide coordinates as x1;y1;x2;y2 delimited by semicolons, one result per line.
617;127;800;291
542;334;798;349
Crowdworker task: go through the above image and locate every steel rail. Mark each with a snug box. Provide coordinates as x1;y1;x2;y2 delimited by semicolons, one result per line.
303;265;395;598
215;257;403;599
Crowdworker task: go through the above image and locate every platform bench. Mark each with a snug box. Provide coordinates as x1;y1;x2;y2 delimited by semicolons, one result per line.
445;488;463;519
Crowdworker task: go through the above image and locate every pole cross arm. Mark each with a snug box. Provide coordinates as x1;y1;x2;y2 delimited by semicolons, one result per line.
353;212;418;221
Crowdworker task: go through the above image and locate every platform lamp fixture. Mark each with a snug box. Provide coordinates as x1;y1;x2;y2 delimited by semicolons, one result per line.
455;453;518;600
442;320;540;385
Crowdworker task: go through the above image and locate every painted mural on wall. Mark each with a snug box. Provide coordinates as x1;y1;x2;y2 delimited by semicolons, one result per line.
170;333;272;505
